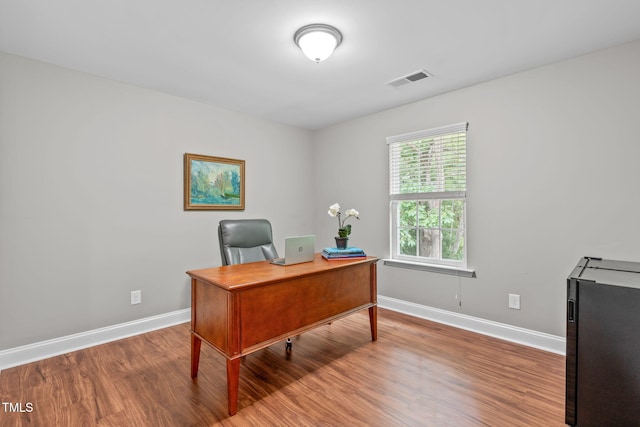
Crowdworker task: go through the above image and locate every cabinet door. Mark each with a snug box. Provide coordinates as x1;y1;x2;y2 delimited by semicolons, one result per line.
576;281;640;426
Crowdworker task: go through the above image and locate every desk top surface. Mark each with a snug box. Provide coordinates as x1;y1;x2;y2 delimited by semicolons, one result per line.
187;253;378;291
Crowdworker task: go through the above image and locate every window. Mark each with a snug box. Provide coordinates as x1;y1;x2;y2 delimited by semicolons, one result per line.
387;122;468;271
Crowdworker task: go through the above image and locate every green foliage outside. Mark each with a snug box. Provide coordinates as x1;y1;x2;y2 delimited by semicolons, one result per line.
398;200;464;261
396;135;465;262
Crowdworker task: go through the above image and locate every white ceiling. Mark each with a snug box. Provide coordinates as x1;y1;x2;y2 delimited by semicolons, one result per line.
2;0;640;130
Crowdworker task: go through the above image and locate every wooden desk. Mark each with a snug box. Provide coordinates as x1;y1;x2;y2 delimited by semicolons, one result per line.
186;253;379;415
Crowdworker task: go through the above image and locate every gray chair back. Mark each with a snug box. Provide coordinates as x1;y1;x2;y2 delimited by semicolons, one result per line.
218;219;279;265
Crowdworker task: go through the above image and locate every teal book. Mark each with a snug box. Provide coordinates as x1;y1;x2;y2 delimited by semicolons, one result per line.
322;252;367;260
322;247;365;255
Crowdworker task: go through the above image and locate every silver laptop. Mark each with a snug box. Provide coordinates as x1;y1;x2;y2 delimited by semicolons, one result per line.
271;235;316;266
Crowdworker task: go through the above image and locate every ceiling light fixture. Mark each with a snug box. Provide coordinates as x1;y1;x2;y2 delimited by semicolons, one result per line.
294;23;343;63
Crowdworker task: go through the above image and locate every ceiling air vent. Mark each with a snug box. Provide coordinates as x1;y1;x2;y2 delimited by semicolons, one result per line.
386;69;433;88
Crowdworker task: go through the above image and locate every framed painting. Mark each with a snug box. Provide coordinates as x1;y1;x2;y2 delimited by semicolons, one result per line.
184;153;245;210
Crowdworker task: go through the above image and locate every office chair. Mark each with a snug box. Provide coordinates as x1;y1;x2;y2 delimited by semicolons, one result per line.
217;219;294;351
218;219;279;266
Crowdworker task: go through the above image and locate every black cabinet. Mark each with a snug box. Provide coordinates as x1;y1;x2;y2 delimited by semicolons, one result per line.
566;257;640;426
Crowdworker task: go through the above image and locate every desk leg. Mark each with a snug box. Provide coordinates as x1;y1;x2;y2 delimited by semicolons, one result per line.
226;358;241;415
191;334;202;378
369;306;378;341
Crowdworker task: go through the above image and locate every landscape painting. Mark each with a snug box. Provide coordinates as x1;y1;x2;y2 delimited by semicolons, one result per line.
184;153;245;210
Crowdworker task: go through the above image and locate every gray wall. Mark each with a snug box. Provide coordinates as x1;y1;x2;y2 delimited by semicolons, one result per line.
2;38;640;351
0;52;314;350
312;39;640;337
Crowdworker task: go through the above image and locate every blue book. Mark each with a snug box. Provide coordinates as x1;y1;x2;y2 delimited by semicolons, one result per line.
323;247;365;255
322;252;367;260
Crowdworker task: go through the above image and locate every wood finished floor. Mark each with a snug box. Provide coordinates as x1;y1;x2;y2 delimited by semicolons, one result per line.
0;309;565;426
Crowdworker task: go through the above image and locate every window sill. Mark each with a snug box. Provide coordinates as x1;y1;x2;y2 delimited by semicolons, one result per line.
383;259;476;278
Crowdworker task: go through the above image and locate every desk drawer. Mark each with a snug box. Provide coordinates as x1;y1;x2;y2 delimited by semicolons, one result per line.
239;263;373;350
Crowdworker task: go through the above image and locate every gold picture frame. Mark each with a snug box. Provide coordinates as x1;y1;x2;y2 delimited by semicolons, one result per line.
184;153;245;210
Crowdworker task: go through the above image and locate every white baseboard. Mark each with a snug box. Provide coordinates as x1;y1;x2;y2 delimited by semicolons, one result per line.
0;309;191;372
378;296;566;355
0;298;565;373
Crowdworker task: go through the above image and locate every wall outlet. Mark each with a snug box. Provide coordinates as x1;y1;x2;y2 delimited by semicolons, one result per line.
131;290;142;305
508;293;521;310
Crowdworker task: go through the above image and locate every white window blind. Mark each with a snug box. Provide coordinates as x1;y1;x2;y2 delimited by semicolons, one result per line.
387;122;468;200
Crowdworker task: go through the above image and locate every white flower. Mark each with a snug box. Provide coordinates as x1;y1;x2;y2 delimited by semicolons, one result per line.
345;208;359;218
328;203;340;217
328;202;360;237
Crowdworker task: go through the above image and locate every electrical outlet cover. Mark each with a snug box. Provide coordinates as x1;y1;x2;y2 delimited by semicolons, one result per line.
508;293;520;310
131;290;142;305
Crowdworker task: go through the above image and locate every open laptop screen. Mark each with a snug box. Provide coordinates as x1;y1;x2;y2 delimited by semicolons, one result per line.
271;235;315;266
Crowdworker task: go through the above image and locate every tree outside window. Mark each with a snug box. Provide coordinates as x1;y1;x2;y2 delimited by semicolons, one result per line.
388;122;468;267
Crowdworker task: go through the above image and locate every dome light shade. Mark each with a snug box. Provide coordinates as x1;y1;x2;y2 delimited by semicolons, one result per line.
294;24;343;63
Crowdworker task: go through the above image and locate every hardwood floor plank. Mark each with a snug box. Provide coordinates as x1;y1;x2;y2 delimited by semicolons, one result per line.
0;308;565;426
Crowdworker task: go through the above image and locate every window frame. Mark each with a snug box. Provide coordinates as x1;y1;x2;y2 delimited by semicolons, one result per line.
390;197;467;267
386;122;471;273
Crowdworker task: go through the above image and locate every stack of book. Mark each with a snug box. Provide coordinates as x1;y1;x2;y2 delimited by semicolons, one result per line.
322;247;367;260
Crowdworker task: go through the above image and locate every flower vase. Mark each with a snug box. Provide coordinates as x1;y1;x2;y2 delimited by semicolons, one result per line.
335;237;349;249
